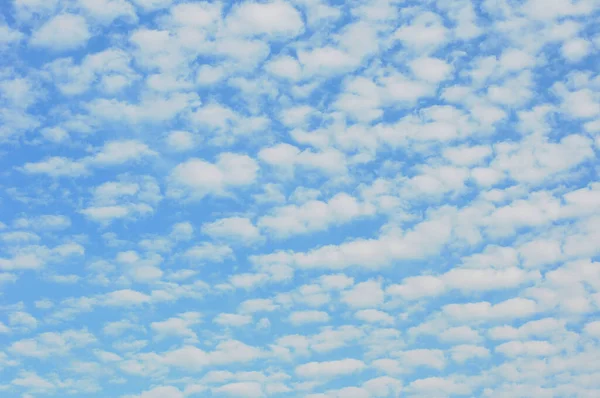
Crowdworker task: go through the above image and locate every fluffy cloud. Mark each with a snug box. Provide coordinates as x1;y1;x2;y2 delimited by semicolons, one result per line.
226;1;304;38
296;359;366;379
9;329;96;358
165;131;196;152
258;143;348;176
258;193;375;238
151;312;201;340
21;140;156;178
289;310;330;325
126;386;184;398
409;57;453;83
30;14;91;51
202;217;262;245
21;157;88;177
341;281;384;308
214;313;253;327
168;153;259;199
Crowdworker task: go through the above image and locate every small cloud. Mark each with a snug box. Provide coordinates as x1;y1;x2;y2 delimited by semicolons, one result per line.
30;14;91;52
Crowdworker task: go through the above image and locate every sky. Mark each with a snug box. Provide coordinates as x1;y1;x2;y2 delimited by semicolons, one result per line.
0;0;600;397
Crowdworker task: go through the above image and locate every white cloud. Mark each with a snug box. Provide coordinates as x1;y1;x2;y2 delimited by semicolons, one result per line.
495;340;558;357
258;143;348;176
442;297;538;323
13;215;71;230
442;267;540;292
209;340;263;365
86;93;200;124
265;55;302;80
80;177;159;224
439;326;482;343
165;131;196;152
102;319;137;336
89;140;156;166
78;0;137;24
226;1;304;38
0;77;38;109
228;273;269;290
289;310;330;325
337;21;380;61
354;309;394;325
522;0;595;21
131;0;173;11
0;321;10;333
519;239;562;268
167;2;221;28
488;317;567;341
296;0;340;26
296;359;366;379
184;243;233;264
256;216;453;271
258;193;374;238
280;105;315;127
103;289;151;306
168;153;259;199
214;313;253;327
562;37;591;62
584;321;600;338
341;280;384;308
558;87;600;119
0;243;83;271
13;0;59;20
450;345;490;363
30;14;91;51
80;205;145;223
202;217;262;245
2;231;42;245
319;274;354;290
21;140;156;179
406;376;471;396
44;48;136;95
443;145;492;166
9;329;96;358
171;222;194;241
11;371;56;393
238;298;278;313
21;157;87;177
409;57;453;83
126;386;184;398
151;312;201;340
92;181;140;204
0;24;24;46
161;345;210;370
212;382;264;398
386;275;445;300
9;311;37;330
196;64;226;85
188;103;237;132
499;48;536;71
394;349;446;370
215;38;270;68
297;47;359;76
395;11;448;51
362;376;403;397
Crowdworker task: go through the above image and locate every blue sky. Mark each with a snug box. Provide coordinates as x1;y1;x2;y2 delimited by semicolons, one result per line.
1;0;600;397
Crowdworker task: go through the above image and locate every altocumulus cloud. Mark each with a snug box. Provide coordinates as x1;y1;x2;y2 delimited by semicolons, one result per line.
1;0;600;397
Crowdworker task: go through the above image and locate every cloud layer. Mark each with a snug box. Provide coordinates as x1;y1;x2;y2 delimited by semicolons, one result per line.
1;0;600;397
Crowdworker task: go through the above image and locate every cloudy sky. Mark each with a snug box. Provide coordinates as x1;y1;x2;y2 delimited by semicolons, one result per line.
1;0;600;397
